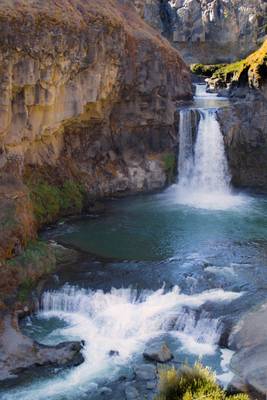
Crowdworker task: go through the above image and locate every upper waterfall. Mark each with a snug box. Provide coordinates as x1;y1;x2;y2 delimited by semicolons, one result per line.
174;85;246;210
179;109;231;193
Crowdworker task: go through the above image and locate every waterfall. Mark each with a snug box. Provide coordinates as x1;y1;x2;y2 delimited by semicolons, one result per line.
179;109;230;193
176;107;243;210
178;110;194;186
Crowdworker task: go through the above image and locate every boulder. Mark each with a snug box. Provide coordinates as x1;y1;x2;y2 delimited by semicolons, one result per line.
229;302;267;396
143;342;173;363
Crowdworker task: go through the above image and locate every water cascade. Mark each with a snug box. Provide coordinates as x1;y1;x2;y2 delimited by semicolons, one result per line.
1;285;242;400
175;87;245;210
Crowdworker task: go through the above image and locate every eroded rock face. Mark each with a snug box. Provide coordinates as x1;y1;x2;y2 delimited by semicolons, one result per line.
135;0;267;63
217;93;267;192
0;0;192;260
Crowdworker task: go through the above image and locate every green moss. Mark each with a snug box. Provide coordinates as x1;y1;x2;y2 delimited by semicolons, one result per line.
0;203;18;230
155;363;249;400
163;153;176;183
17;277;35;302
190;64;224;77
6;240;57;302
7;241;51;268
209;40;267;87
28;179;86;225
61;180;85;213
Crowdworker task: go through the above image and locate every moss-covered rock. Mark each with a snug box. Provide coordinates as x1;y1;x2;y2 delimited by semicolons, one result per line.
190;64;224;78
206;40;267;91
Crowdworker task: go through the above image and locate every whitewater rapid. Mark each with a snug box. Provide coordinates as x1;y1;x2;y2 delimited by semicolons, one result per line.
1;285;242;400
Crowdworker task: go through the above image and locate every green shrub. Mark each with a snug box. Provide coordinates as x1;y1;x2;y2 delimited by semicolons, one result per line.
7;240;57;302
30;182;61;225
155;363;249;400
28;180;86;225
190;64;224;77
61;180;84;213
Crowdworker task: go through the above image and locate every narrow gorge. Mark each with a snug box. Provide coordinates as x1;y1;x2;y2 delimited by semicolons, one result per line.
0;1;267;400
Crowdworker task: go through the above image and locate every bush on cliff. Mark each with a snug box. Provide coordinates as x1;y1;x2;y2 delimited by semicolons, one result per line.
28;180;86;225
155;363;249;400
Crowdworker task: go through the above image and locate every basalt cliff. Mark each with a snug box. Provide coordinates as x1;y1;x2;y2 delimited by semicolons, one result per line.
0;0;192;303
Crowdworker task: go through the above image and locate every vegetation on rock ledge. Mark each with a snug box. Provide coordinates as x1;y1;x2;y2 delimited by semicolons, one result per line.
27;179;86;225
155;363;248;400
191;40;267;89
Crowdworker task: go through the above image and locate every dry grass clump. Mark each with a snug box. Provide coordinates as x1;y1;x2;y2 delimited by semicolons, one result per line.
155;363;249;400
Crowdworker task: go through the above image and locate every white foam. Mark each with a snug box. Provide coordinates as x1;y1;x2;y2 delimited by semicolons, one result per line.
217;348;235;387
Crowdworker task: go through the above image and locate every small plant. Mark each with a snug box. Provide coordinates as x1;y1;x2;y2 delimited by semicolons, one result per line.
155;363;249;400
163;153;176;183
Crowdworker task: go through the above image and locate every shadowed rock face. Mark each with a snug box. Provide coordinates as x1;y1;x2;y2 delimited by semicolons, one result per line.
134;0;267;63
229;302;267;397
0;0;192;262
217;87;267;192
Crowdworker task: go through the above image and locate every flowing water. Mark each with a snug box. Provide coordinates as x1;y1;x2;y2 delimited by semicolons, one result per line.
1;85;267;400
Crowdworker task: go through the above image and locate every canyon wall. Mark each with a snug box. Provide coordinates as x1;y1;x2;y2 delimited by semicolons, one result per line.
0;0;192;300
134;0;267;63
218;94;267;192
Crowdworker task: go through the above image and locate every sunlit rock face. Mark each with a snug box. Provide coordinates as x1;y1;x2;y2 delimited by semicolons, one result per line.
0;0;192;259
134;0;267;63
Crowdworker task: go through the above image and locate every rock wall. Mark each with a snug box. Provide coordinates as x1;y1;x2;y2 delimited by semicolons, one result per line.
0;0;192;261
135;0;267;63
218;96;267;192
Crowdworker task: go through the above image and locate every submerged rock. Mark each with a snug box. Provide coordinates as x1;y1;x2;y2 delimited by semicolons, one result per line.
143;342;173;363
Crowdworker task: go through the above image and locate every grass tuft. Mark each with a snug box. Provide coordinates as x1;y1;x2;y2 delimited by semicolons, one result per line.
155;363;249;400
